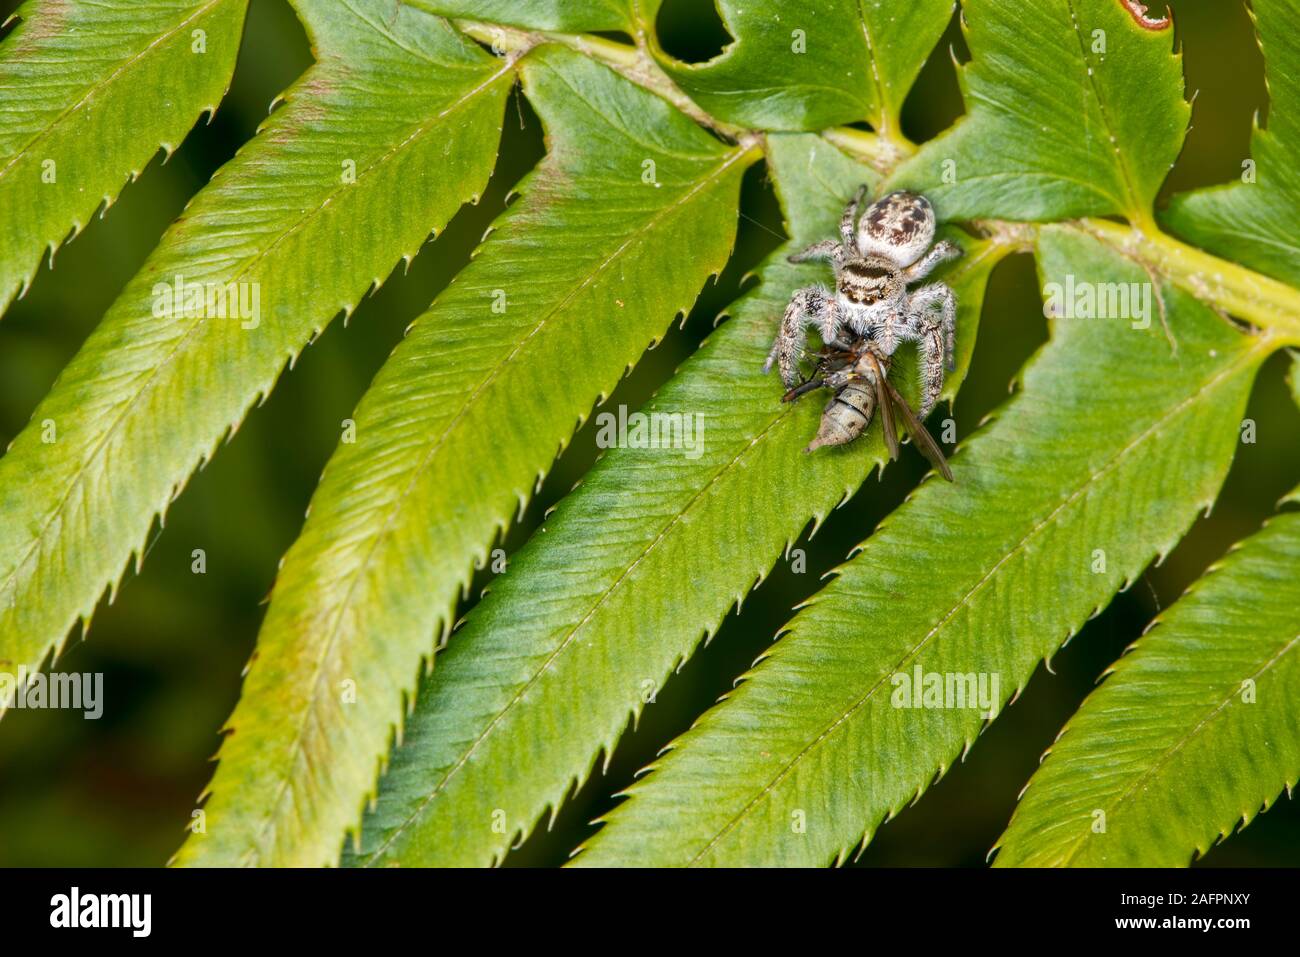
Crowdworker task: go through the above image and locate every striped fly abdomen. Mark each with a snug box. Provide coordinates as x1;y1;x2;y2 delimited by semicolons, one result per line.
804;351;890;453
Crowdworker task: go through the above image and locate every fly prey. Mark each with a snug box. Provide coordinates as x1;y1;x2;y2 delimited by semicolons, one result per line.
783;339;954;481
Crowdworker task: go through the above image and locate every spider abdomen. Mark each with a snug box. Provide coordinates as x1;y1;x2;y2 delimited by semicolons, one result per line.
857;190;936;267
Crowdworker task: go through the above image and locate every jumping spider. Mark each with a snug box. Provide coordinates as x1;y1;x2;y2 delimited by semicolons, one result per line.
764;187;962;421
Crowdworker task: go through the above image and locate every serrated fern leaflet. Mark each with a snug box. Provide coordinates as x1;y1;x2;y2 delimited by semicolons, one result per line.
995;496;1300;867
175;44;753;867
0;0;248;314
349;132;1007;867
572;227;1267;867
0;0;511;706
1;0;1297;870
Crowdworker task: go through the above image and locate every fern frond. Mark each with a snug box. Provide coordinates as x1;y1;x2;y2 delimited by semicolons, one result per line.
0;0;511;705
347;132;1008;867
570;225;1267;867
0;0;248;314
994;500;1300;866
173;43;755;868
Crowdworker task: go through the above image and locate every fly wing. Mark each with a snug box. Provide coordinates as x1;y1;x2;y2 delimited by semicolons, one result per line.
882;377;954;482
864;352;899;461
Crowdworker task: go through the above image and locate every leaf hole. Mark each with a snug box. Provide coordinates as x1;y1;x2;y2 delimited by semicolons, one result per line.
654;0;732;64
898;7;968;146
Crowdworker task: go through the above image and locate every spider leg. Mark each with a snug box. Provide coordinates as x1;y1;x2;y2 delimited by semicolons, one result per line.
894;283;957;419
887;323;945;420
840;184;869;252
909;282;958;372
821;328;854;350
915;327;947;420
788;240;841;265
764;285;838;388
900;239;962;284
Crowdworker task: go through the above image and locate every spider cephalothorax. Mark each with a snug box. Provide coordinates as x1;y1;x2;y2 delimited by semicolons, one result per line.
764;187;962;419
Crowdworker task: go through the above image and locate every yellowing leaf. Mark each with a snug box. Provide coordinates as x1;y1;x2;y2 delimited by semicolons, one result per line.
0;0;248;314
175;44;755;868
0;0;512;711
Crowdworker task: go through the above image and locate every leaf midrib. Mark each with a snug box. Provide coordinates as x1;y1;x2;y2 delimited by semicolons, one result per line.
255;143;751;863
1063;0;1154;223
0;58;516;640
683;334;1268;866
855;1;889;134
0;0;229;185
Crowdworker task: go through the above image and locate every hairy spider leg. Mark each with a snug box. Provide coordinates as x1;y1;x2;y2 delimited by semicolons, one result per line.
901;239;962;284
763;285;837;387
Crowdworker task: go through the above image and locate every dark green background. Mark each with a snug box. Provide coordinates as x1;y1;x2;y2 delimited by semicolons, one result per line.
1;0;1296;867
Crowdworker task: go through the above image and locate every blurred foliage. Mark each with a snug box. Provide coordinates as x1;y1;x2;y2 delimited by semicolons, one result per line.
0;0;1296;866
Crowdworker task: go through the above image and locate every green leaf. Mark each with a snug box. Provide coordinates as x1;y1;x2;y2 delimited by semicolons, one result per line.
347;132;1005;867
994;501;1300;866
638;0;953;133
0;0;248;315
889;0;1188;224
406;0;633;33
174;43;754;868
1163;0;1300;287
0;0;511;702
571;225;1266;867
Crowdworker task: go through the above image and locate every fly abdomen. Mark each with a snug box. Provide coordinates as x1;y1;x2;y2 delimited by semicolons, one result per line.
805;380;876;452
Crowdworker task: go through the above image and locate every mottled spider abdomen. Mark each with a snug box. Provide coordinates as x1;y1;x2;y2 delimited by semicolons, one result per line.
857;190;936;268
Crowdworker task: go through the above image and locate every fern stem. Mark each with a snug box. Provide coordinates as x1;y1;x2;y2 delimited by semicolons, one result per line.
453;19;750;143
450;20;1300;347
1078;219;1300;345
821;125;916;175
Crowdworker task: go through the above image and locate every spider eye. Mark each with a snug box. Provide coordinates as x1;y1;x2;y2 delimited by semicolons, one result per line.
839;280;880;305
